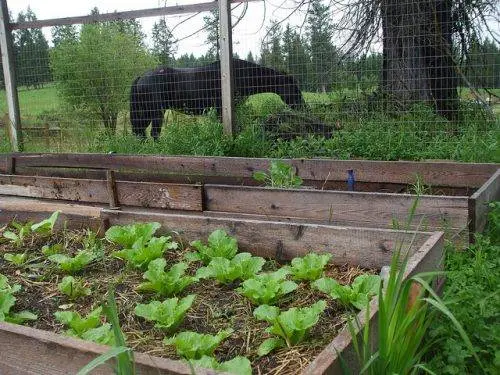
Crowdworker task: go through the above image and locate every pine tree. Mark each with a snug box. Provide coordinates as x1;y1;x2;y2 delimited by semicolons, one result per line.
306;0;338;92
260;20;285;71
282;24;310;89
246;51;255;63
203;9;219;60
14;7;51;89
51;25;78;47
152;18;177;65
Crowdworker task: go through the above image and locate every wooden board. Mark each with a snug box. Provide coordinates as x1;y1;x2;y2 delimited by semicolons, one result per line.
2;153;498;188
204;184;470;231
0;322;207;375
470;168;500;235
101;208;432;269
0;174;202;211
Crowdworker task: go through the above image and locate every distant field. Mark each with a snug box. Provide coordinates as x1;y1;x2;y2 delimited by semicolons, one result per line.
0;85;60;118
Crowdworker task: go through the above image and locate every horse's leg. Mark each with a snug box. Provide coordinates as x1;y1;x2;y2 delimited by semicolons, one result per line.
151;110;164;141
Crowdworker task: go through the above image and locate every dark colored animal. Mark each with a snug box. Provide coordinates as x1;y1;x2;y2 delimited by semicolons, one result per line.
130;58;307;140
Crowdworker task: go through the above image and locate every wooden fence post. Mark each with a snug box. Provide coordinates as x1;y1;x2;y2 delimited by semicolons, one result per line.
218;0;234;137
0;0;22;152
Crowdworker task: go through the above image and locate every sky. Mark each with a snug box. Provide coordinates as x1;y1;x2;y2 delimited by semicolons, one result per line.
8;0;313;58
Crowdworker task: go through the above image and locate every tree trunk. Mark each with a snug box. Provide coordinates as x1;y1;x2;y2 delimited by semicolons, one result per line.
381;0;458;121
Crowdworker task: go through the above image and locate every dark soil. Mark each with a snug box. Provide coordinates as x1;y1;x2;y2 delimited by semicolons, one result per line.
0;226;378;375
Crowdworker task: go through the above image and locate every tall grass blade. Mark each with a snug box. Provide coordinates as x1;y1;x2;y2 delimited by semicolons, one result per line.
76;346;131;375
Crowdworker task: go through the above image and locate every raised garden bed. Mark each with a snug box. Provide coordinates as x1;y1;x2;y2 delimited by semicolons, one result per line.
0;199;444;375
0;153;498;245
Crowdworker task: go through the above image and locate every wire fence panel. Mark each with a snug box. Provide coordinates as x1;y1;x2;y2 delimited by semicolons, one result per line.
0;0;498;162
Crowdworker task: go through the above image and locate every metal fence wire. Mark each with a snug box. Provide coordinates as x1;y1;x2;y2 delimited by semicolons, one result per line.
0;0;498;158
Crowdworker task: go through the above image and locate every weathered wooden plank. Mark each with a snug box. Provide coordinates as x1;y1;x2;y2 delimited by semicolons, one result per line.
101;208;431;269
302;231;444;375
204;185;470;230
0;322;208;375
470;168;500;234
0;196;102;230
0;174;202;211
10;0;260;29
6;153;499;187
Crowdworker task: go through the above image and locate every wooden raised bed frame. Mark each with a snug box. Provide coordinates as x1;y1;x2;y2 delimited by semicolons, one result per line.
0;197;444;375
0;153;498;245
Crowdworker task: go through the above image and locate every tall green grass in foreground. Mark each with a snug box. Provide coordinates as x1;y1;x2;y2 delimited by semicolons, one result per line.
342;198;486;375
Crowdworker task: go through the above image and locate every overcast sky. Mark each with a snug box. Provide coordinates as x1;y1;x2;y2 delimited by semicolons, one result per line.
9;0;312;58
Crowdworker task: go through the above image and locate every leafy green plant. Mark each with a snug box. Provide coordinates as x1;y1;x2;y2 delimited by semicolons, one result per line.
54;306;114;345
3;252;28;266
49;249;100;273
189;355;252;375
312;274;381;310
253;160;303;188
137;258;196;297
77;288;136;375
164;329;234;360
112;236;178;269
2;221;33;247
287;252;332;281
30;211;60;235
0;274;38;324
134;294;195;332
253;300;327;356
195;252;266;284
187;229;238;264
58;276;91;301
105;222;161;248
236;268;298;305
41;243;64;256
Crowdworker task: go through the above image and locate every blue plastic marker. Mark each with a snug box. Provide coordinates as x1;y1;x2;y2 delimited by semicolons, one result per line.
347;169;355;191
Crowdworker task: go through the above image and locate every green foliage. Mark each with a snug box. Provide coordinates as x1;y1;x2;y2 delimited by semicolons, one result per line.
253;300;327;356
187;229;238;265
164;329;233;360
42;243;64;256
0;274;38;324
312;274;381;310
3;252;28;266
112;236;178;269
236;268;298;305
54;306;114;345
50;21;156;132
137;258;196;297
105;222;161;248
134;294;195;332
287;252;332;281
58;276;91;301
424;204;499;375
30;211;60;235
253;160;303;188
189;355;252;375
2;212;60;247
195;252;266;284
49;249;100;273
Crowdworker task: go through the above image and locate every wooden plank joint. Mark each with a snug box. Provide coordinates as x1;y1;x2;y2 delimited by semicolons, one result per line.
106;170;120;210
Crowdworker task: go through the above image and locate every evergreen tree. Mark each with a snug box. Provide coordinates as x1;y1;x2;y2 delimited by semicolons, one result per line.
14;7;51;89
51;25;78;47
282;24;311;90
203;9;219;60
152;18;177;65
260;20;285;71
306;0;338;92
246;51;255;63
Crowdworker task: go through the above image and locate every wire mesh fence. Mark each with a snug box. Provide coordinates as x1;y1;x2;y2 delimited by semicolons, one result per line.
0;0;498;161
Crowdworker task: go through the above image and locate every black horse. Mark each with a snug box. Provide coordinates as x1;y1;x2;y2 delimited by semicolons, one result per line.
129;58;308;140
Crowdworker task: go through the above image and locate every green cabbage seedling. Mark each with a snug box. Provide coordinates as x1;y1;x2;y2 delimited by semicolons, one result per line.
137;258;196;297
195;252;266;284
287;252;332;281
186;229;238;264
164;329;233;359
